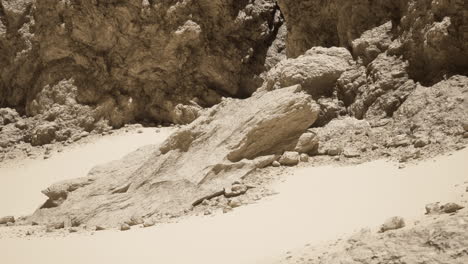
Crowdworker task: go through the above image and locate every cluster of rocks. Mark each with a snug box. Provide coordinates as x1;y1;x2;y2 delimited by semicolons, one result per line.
0;107;149;163
277;200;467;264
0;78;112;161
377;202;464;234
0;216;15;226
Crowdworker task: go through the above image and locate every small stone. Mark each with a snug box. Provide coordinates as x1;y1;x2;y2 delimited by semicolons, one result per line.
388;135;411;148
137;130;143;134
327;147;343;156
279;151;300;166
228;198;242;208
55;222;65;229
80;131;89;138
223;207;232;214
204;210;211;215
379;216;405;233
425;202;442;215
0;216;15;224
299;153;309;162
343;148;360;158
272;161;281;167
6;222;15;227
46;222;65;230
143;220;155;228
120;223;131;231
95;226;106;231
69;228;78;233
15;120;28;130
426;202;464;214
463;132;468;139
414;137;429;148
294;132;319;154
224;184;248;198
462;121;468;132
441;203;464;214
126;216;144;226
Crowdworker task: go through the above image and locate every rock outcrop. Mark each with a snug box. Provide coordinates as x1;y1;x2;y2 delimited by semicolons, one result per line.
1;0;283;128
29;86;319;227
310;76;468;162
278;0;468;84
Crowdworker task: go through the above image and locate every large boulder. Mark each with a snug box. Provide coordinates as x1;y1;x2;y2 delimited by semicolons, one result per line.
29;86;320;227
260;47;354;98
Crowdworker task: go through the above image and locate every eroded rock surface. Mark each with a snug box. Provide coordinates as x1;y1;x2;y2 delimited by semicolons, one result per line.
278;0;468;84
1;0;282;128
29;86;319;227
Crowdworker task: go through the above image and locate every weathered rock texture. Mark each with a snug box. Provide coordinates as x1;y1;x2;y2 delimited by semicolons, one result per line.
278;0;468;84
29;86;319;227
312;76;468;163
2;0;468;240
1;0;283;129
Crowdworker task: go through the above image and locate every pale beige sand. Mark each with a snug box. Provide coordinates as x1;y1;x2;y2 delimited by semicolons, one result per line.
0;132;466;264
0;127;174;217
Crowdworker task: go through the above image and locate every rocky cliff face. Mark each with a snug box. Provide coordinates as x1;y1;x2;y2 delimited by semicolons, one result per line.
1;0;468;236
0;0;283;127
278;0;468;85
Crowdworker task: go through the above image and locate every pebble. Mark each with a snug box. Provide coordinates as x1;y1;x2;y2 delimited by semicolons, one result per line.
143;220;155;228
379;216;405;233
272;161;281;167
120;224;130;231
279;151;300;166
228;198;242;208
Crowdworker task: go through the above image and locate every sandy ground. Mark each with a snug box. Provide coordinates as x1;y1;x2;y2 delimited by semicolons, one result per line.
0;130;467;264
0;127;174;217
